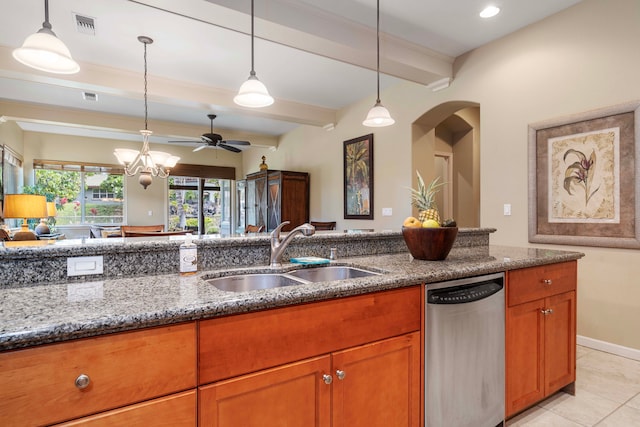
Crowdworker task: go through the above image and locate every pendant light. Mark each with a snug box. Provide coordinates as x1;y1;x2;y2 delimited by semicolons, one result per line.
233;0;274;108
363;0;395;127
12;0;80;74
114;36;180;189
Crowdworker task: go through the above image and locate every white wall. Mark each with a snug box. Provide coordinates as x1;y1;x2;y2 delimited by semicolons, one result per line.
246;0;640;350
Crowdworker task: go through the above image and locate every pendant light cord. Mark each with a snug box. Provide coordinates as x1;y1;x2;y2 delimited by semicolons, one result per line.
250;0;256;76
143;39;149;131
376;0;381;103
42;0;52;31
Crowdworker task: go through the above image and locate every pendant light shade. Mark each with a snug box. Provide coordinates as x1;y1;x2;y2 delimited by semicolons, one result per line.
363;0;394;127
234;71;274;108
12;0;79;74
234;0;274;108
363;101;395;127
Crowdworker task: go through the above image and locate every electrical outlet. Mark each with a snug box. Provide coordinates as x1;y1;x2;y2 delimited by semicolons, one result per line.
382;208;393;216
503;204;512;216
67;256;104;277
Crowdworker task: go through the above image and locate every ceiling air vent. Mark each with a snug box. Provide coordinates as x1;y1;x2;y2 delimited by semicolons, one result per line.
82;92;98;102
74;13;96;35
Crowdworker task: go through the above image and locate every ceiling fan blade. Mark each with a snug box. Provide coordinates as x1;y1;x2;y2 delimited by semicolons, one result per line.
218;143;242;153
193;145;207;152
168;140;200;144
201;135;213;143
223;140;251;146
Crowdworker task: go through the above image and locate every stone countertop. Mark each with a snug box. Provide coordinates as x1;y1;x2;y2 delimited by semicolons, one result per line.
0;245;583;352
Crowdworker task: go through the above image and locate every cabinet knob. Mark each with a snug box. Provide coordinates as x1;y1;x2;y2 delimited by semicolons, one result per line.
75;374;91;389
540;308;554;315
542;279;553;285
322;374;333;385
336;369;346;380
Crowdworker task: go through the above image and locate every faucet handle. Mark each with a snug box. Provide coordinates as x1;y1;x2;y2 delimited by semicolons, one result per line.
271;221;291;238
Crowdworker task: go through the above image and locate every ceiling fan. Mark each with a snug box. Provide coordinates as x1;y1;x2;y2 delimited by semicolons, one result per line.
169;114;250;153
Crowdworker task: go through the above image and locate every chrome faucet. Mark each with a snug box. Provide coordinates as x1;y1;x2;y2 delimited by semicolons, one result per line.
270;221;315;267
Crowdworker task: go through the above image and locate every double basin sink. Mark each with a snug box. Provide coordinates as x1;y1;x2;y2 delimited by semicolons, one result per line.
207;266;381;292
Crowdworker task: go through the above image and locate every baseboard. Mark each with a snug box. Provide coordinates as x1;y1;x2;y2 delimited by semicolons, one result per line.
577;335;640;361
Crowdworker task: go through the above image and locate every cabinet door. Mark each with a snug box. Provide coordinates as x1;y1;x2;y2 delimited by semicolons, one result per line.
54;390;196;427
331;332;421;427
544;291;576;394
199;356;331;427
506;299;545;417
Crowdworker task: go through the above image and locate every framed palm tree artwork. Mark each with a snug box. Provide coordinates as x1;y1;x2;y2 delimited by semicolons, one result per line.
528;100;640;249
344;134;374;220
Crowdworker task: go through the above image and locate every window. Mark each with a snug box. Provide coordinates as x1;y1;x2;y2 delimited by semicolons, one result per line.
169;177;231;235
34;161;124;225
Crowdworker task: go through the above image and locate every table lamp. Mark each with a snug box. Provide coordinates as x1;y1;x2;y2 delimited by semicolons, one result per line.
35;201;57;235
3;194;48;241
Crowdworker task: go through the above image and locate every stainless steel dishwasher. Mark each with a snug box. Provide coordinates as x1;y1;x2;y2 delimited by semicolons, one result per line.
425;272;505;427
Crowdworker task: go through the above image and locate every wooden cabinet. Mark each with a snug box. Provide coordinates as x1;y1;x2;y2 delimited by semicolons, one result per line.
198;287;422;427
505;261;577;418
0;323;197;426
245;169;309;232
199;333;420;427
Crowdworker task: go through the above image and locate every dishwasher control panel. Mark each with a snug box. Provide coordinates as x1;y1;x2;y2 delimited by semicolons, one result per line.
427;280;502;304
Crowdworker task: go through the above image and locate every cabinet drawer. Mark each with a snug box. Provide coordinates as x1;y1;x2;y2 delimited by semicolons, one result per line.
199;286;421;384
0;323;197;426
508;261;577;306
55;390;196;427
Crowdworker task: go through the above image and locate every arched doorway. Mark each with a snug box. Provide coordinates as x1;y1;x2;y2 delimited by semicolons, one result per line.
412;101;480;227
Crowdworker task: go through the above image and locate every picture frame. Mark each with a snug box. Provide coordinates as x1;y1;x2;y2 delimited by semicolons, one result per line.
344;133;374;220
528;101;640;249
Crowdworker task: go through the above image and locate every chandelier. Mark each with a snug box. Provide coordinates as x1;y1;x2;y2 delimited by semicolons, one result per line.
114;36;179;189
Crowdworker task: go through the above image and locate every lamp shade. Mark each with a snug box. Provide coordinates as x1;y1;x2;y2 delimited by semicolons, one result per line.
3;194;48;219
234;75;274;108
363;102;396;127
13;31;80;74
46;201;57;217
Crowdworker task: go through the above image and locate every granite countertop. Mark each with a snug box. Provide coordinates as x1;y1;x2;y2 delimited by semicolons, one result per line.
0;245;583;351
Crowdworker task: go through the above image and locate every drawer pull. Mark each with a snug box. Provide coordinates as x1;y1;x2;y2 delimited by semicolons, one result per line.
322;374;333;385
75;374;91;389
542;279;553;285
336;369;346;380
540;308;554;315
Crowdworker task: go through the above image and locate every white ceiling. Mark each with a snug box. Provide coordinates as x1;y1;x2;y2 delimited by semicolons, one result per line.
0;0;582;145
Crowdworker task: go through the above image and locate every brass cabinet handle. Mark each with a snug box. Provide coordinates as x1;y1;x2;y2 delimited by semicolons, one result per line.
74;374;91;389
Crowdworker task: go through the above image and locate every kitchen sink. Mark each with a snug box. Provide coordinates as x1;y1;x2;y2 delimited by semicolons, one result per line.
208;266;381;292
286;266;380;282
207;273;306;292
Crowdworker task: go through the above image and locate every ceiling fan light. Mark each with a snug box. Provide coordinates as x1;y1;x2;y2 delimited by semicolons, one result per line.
363;102;395;127
13;30;80;74
234;74;274;108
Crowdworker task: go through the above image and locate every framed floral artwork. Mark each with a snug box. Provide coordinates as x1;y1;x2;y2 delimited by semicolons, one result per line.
528;101;640;248
344;134;374;220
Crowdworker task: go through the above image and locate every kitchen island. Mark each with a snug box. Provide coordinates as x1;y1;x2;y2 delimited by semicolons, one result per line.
0;230;584;426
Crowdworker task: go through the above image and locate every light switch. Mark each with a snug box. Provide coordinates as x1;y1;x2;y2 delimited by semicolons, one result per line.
503;204;512;216
382;208;393;216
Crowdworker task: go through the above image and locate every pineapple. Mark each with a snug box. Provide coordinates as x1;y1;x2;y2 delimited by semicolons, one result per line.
409;171;445;224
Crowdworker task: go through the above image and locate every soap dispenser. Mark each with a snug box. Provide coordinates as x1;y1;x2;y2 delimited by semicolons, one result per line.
180;233;198;276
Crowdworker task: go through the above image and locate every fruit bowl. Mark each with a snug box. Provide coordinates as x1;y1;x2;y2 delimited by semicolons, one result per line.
401;226;458;261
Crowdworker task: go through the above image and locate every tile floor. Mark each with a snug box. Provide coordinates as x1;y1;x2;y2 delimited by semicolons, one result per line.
506;346;640;426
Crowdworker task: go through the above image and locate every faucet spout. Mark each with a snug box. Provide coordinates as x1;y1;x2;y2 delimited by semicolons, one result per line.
270;221;316;268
